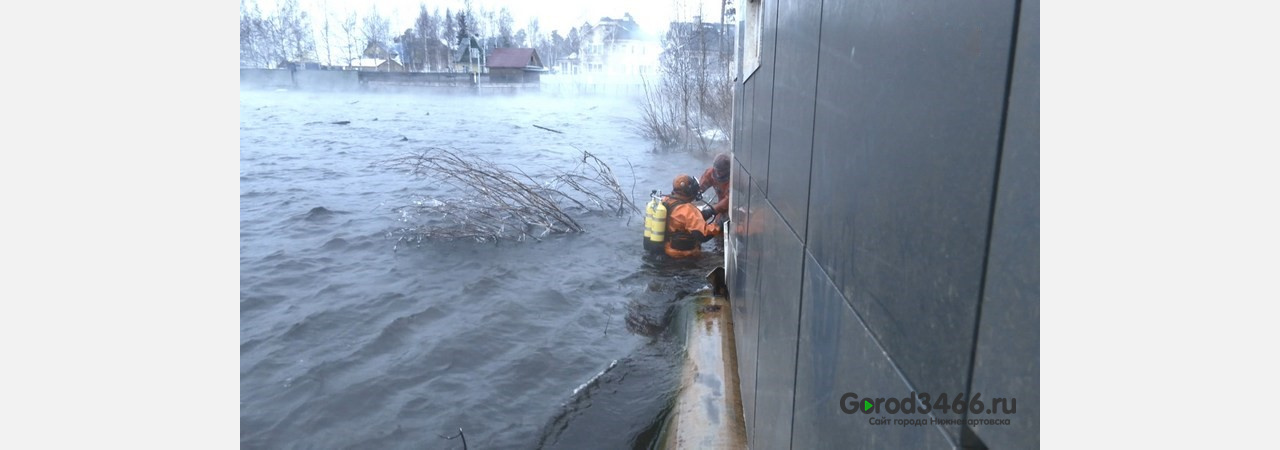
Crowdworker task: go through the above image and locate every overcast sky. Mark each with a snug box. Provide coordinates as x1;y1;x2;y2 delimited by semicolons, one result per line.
273;0;732;37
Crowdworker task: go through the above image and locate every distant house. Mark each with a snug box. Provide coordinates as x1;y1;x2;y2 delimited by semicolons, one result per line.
485;48;545;83
398;37;452;72
555;52;582;75
363;41;393;59
578;13;661;78
665;18;737;63
454;36;485;73
345;58;405;72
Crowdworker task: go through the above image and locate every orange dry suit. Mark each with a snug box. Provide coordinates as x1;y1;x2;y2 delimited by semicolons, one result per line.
698;167;730;218
662;194;722;259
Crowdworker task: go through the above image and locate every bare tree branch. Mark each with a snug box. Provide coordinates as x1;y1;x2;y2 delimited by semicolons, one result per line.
438;428;467;450
382;147;639;245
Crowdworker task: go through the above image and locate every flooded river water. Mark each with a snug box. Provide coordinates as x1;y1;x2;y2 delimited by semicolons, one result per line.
240;88;724;449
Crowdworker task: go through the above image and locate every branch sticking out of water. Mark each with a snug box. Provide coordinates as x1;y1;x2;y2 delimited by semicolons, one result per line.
383;147;640;245
533;124;563;134
549;147;643;217
438;428;467;450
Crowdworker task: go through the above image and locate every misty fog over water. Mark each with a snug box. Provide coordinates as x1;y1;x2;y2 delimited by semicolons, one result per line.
240;88;724;448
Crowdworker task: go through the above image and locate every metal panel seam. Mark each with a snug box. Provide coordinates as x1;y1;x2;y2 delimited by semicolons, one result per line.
962;0;1024;429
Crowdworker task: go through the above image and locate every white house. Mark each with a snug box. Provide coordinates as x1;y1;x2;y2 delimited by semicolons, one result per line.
579;13;661;80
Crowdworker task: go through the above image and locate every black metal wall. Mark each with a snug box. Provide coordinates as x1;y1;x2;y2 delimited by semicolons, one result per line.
726;0;1038;448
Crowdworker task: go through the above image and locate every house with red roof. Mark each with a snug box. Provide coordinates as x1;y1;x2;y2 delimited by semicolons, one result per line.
485;48;547;83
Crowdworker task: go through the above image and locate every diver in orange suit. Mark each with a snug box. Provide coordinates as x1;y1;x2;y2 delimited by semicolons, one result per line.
663;174;722;259
697;153;731;223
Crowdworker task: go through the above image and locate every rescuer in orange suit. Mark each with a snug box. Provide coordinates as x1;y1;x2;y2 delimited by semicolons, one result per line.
698;153;731;223
663;174;722;259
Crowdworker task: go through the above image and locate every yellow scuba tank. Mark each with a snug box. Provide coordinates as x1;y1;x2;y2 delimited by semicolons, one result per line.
644;198;654;243
644;191;667;253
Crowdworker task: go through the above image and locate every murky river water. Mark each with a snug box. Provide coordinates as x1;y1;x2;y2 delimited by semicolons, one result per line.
240;88;724;449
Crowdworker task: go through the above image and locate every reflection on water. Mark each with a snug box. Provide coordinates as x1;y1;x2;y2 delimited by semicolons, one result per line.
241;89;724;449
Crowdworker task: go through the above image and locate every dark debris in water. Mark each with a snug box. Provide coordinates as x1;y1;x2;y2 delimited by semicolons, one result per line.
302;206;347;221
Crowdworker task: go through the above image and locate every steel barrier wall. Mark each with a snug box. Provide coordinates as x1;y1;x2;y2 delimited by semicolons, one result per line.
726;0;1038;448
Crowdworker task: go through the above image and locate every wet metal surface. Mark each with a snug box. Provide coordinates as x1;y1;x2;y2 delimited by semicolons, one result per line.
748;201;805;450
792;254;955;450
727;0;1034;447
766;0;822;235
970;0;1040;447
661;292;747;449
806;0;1018;442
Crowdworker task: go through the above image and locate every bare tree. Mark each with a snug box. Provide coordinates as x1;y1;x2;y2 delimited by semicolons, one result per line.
526;17;541;48
432;7;446;69
238;0;315;68
362;4;392;68
277;0;316;64
634;5;735;153
637;71;684;148
481;7;497;45
413;4;435;71
317;0;336;66
340;10;360;67
498;7;514;47
240;0;268;67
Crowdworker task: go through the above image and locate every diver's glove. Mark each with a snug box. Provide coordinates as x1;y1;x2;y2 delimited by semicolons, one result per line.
700;205;716;221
